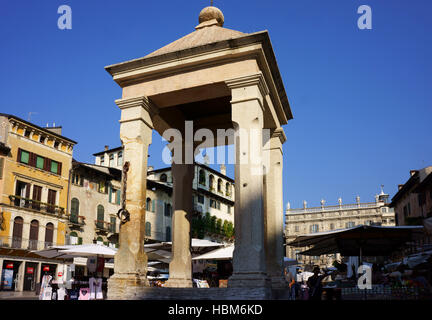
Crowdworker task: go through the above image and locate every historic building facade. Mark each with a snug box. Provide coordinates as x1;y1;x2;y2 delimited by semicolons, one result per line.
0;114;76;291
285;190;396;268
92;146;235;243
390;166;432;226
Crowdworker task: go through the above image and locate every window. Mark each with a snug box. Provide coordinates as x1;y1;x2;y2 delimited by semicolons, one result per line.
381;207;388;213
209;175;215;191
54;141;60;149
24;129;31;138
166;226;171;242
20;150;29;164
32;185;42;210
110;217;116;233
330;223;335;230
109;154;115;167
45;223;54;248
146;198;151;211
164;203;172;217
98;181;106;193
227;205;231;214
310;224;319;233
71;198;79;223
97;205;104;228
199;170;206;185
217;179;222;193
365;220;373;226
50;160;58;174
39;135;46;143
145;222;151;237
100;156;105;166
36;156;44;169
29;220;39;250
210;199;217;209
346;222;355;228
225;183;231;196
96;236;103;245
196;194;204;204
117;151;123;166
47;189;57;213
12;216;23;248
295;225;299;232
216;201;221;210
160;173;167;182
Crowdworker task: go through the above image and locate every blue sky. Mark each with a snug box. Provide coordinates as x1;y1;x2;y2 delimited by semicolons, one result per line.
1;0;431;210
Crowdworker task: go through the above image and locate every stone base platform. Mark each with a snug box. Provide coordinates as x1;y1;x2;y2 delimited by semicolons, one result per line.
107;287;291;300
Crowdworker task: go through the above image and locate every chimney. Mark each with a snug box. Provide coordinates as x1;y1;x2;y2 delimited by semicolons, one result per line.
410;170;417;177
220;164;226;175
46;126;62;135
104;145;109;151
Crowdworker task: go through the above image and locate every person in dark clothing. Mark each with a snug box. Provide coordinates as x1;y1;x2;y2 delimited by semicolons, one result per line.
307;266;330;300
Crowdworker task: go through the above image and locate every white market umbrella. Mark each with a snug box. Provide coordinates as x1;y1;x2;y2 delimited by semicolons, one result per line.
34;245;77;259
59;244;117;258
192;245;234;261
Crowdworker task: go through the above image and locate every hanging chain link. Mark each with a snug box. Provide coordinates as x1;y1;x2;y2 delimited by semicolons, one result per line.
117;161;130;224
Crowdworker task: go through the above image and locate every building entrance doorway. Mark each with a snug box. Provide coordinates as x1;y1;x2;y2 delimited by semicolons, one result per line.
23;262;38;291
1;260;22;291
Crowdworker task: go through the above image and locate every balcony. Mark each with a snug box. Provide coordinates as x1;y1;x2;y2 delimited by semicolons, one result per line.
0;236;56;251
94;220;113;233
8;195;65;217
67;214;86;228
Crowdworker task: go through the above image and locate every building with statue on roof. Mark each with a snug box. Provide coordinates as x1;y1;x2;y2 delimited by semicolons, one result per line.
284;188;396;269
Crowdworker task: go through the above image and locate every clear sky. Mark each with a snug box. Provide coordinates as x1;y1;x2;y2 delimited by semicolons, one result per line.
1;0;431;210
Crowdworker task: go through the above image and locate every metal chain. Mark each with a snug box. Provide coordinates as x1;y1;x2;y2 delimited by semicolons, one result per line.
117;161;130;224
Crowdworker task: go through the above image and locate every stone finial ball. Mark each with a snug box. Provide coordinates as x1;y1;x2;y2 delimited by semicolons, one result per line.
199;6;224;27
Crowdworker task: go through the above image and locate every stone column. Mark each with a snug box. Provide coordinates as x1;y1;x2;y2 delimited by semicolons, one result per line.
165;161;194;288
107;96;155;299
263;128;287;288
226;74;270;288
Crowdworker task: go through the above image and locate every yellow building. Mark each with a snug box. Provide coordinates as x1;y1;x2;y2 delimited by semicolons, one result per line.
0;113;76;292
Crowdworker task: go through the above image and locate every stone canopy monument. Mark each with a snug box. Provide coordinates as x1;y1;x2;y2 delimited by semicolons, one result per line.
105;6;293;299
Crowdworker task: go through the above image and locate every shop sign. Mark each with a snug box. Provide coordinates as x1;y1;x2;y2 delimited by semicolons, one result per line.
58;272;62;277
26;267;34;274
43;266;50;272
5;263;14;269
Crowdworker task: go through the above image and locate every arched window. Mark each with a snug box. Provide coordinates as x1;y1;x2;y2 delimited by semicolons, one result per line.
217;179;222;193
146;198;151;211
209;175;214;191
45;223;54;248
199;170;206;185
145;222;151;237
225;182;231;196
29;220;39;250
71;198;79;223
166;226;171;242
97;205;104;228
160;173;167;183
12;216;23;248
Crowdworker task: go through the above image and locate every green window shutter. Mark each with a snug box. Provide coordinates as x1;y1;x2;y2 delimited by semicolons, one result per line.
20;150;29;164
50;160;58;174
78;237;83;245
152;199;155;212
116;190;121;205
108;186;112;203
36;156;44;169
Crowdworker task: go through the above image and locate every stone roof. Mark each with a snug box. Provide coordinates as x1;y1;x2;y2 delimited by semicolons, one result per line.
145;22;247;59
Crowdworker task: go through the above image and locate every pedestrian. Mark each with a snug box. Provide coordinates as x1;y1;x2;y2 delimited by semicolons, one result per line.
307;266;330;300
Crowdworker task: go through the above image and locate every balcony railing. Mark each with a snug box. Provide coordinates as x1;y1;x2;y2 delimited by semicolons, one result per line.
0;236;57;251
67;214;86;226
8;195;65;216
94;220;114;233
287;202;381;214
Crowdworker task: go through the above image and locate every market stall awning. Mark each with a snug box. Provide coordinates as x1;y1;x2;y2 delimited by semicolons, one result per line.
192;245;234;260
287;225;424;256
59;244;117;258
